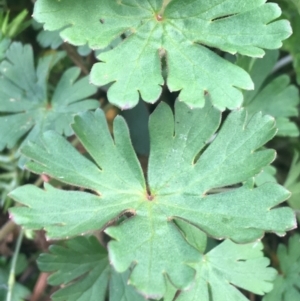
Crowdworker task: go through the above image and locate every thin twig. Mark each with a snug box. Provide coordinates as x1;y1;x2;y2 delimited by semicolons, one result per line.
272;55;293;73
160;0;171;14
62;43;89;75
6;229;24;301
71;137;80;147
30;272;49;301
0;220;16;243
34;176;44;188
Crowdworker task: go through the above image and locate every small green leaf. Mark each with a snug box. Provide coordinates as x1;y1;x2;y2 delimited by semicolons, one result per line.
177;240;277;301
34;0;291;109
9;100;296;298
37;28;63;49
4;9;30;39
38;236;146;301
0;42;99;166
280;0;300;84
263;234;300;301
284;152;300;217
33;20;93;56
238;50;299;137
32;17;63;49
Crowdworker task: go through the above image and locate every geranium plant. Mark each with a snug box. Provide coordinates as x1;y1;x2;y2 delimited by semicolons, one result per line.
0;1;300;300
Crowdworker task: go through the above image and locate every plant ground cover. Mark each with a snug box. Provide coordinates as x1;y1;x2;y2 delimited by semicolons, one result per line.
0;0;300;300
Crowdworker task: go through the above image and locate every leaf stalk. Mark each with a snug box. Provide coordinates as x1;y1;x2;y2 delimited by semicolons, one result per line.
6;229;24;301
159;0;172;16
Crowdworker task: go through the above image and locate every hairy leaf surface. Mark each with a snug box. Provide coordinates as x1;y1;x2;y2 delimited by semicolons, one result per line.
255;166;277;187
0;42;99;165
263;234;300;301
38;236;146;301
33;0;291;109
9;100;296;297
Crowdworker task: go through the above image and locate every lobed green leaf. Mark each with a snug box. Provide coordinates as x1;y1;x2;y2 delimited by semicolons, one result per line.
38;236;146;301
177;240;277;301
238;50;299;137
34;0;291;109
9;100;296;297
0;42;99;166
263;234;300;301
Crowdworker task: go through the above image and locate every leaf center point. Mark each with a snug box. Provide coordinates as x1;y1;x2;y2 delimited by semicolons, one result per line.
155;14;163;22
147;193;155;201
